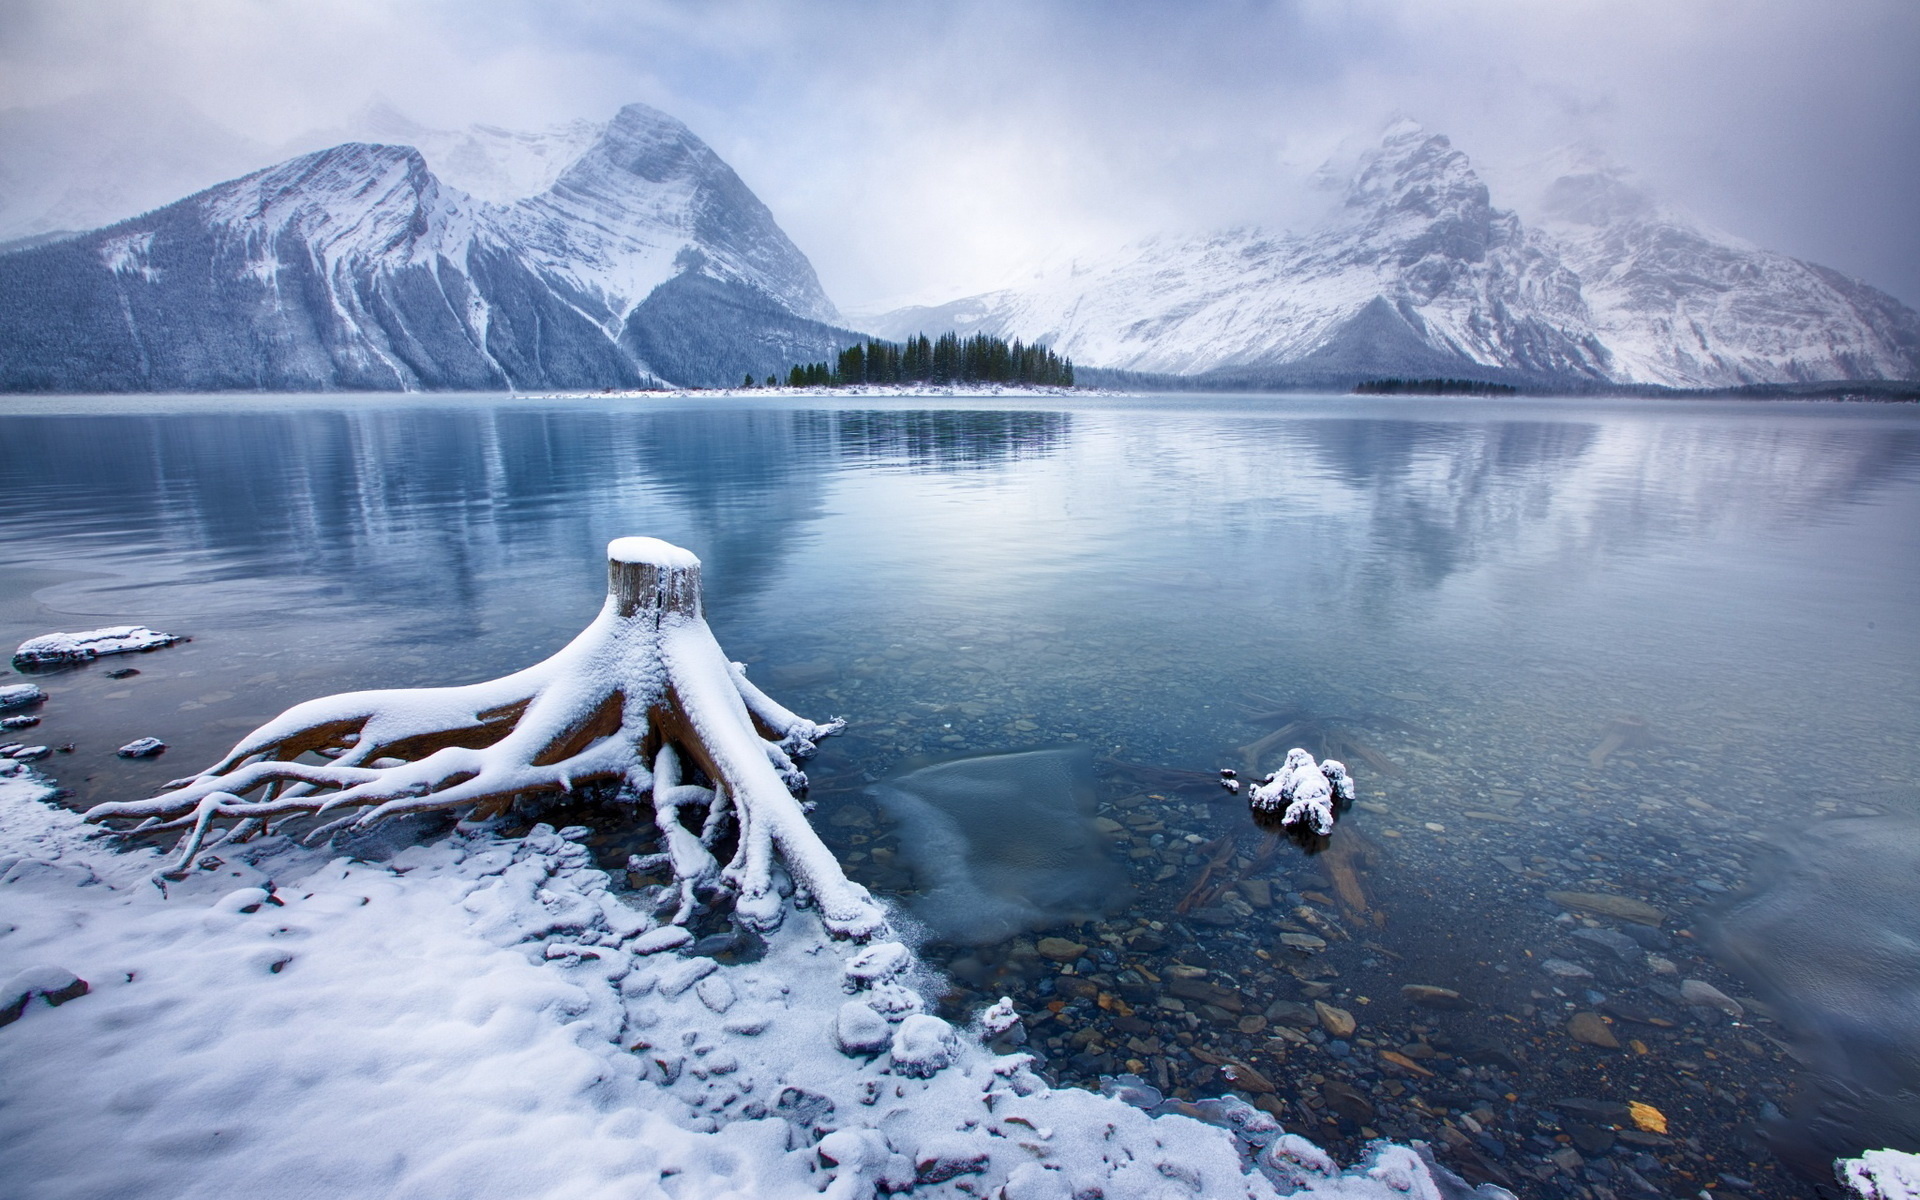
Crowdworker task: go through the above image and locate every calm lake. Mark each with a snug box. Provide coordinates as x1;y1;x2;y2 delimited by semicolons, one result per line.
2;393;1917;1197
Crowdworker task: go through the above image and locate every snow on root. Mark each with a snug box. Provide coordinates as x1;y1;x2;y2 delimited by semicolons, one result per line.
1248;748;1354;836
1841;1150;1920;1200
2;768;1513;1200
81;538;885;940
13;625;184;668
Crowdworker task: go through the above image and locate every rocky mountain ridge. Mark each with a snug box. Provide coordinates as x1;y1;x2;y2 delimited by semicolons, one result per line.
0;103;859;391
865;122;1919;388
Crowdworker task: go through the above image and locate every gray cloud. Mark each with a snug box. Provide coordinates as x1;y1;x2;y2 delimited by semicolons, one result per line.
2;0;1915;308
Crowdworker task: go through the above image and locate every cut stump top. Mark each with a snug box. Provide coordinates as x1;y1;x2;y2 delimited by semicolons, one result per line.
607;537;703;619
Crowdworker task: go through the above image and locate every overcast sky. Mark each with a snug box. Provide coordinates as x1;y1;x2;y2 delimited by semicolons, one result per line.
3;0;1916;309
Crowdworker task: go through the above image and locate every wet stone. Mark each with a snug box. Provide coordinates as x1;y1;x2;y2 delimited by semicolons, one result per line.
1678;979;1744;1017
1265;1000;1316;1028
1541;958;1594;981
1547;891;1665;926
1321;1081;1374;1124
1314;1001;1356;1038
1566;1012;1620;1049
1570;926;1641;962
1401;984;1471;1010
1038;937;1088;963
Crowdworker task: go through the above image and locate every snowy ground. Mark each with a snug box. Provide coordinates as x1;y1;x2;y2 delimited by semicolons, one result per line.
0;759;1540;1200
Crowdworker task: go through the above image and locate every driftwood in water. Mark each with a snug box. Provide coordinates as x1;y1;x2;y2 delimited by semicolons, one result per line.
1239;719;1399;779
1235;698;1430;779
86;538;886;939
1174;835;1240;914
1322;828;1379;925
1098;757;1229;798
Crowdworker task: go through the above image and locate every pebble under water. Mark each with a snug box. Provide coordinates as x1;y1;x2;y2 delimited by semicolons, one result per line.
2;393;1917;1199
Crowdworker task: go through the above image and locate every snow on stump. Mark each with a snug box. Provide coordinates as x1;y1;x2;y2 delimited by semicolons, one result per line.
84;538;887;939
1839;1149;1920;1200
0;966;89;1028
13;625;184;669
1243;748;1354;836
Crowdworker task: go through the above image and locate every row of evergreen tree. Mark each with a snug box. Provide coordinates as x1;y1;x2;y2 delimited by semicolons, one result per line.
1352;377;1519;396
767;332;1073;389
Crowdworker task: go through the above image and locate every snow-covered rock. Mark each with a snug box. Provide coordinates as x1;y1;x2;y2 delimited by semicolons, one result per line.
833;999;892;1055
115;737;167;759
0;963;88;1027
0;685;46;712
887;1013;958;1079
13;625;184;668
865;121;1919;389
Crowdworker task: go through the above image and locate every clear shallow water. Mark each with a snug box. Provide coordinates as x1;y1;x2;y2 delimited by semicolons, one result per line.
2;393;1917;1196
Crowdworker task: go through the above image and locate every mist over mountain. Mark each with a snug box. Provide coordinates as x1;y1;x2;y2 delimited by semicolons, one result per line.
863;123;1920;389
0;92;272;251
0;103;861;391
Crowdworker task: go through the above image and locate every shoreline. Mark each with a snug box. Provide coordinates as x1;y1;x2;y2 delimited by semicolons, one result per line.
0;759;1506;1199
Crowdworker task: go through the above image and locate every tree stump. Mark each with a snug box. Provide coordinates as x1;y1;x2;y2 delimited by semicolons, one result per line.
88;537;885;939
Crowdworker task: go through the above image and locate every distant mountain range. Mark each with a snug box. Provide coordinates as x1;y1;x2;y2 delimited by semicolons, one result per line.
863;121;1920;389
0;104;863;391
0;106;1914;392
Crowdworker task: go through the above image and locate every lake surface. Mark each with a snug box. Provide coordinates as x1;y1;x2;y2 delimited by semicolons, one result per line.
2;393;1917;1197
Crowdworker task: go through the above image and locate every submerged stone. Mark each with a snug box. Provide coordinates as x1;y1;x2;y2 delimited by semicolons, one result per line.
1567;1012;1620;1048
1547;891;1664;926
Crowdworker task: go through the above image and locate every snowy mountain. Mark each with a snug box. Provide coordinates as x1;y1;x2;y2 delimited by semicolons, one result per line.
1535;168;1920;386
0;103;858;391
864;122;1919;388
340;104;608;204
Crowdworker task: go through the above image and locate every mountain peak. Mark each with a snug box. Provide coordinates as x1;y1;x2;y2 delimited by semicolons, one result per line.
1378;115;1428;145
205;141;437;220
1539;167;1656;229
1344;122;1485;215
532;103;836;323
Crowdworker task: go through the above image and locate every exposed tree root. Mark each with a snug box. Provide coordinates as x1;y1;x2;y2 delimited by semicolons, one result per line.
86;538;887;940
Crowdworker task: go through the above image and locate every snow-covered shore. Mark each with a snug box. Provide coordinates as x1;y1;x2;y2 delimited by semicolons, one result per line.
0;761;1526;1200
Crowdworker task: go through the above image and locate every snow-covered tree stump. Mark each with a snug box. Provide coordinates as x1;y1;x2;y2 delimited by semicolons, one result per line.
1230;748;1354;837
86;538;887;939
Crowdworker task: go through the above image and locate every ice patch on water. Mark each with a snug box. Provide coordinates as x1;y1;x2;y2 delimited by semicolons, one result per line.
1709;814;1920;1179
869;747;1132;944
